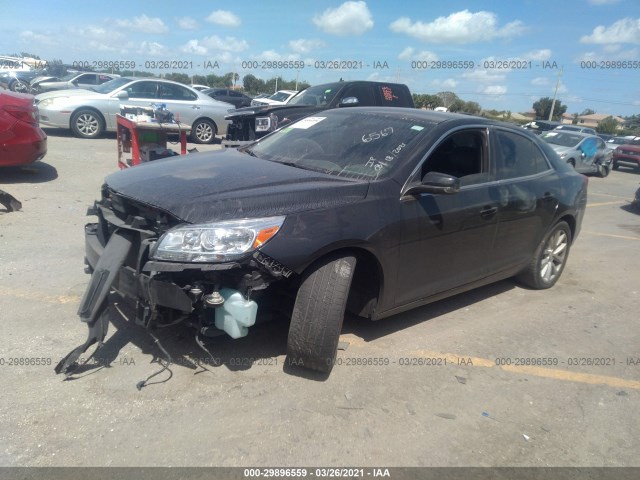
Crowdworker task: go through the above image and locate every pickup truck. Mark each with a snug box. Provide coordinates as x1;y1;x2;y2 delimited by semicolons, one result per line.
224;80;414;145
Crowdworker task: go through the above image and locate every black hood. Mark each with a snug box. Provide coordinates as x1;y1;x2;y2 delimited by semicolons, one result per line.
105;149;369;224
225;104;314;120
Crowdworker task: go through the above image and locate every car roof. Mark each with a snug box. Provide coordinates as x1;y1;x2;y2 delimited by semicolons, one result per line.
322;106;510;128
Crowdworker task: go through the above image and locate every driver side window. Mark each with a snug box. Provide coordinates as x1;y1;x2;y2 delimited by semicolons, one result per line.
421;129;487;186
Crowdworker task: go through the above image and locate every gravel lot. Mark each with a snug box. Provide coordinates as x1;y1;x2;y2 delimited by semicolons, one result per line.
1;129;639;468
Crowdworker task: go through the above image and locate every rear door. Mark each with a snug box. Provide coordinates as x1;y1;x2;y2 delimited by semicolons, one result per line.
157;82;200;124
489;128;559;272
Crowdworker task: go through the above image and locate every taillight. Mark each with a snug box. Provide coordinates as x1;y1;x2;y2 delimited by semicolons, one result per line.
3;105;39;125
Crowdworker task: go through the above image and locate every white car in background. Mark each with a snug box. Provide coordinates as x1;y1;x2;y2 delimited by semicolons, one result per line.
35;77;232;143
250;89;298;106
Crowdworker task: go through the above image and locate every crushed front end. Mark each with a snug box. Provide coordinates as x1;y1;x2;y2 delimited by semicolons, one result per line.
55;185;293;375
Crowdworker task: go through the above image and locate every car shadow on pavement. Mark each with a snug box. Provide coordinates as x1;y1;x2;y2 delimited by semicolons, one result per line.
342;280;516;343
0;162;58;184
60;281;517;384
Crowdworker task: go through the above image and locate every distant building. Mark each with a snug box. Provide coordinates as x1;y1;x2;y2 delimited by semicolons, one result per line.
575;113;625;129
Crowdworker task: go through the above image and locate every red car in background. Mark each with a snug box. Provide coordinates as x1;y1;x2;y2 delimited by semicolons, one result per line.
612;138;640;172
0;90;47;167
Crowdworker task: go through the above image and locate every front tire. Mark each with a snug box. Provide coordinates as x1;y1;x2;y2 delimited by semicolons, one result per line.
516;221;572;289
11;80;30;94
191;118;216;144
286;253;357;373
71;109;104;139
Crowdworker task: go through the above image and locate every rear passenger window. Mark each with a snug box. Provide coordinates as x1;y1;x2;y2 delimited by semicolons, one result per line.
493;130;550;180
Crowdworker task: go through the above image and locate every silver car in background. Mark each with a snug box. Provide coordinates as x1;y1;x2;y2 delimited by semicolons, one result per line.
35;77;233;143
30;72;120;94
540;131;612;177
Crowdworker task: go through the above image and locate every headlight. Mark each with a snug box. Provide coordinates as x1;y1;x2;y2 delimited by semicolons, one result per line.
255;114;277;132
559;153;567;158
152;216;286;262
38;97;67;108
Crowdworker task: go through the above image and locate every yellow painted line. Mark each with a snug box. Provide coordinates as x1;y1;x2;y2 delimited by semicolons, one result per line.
586;200;626;207
588;192;631;200
340;345;640;390
501;364;640;390
407;349;640;390
0;287;81;305
583;230;640;241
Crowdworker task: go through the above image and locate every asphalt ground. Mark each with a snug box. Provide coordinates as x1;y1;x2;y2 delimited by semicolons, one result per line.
0;129;639;469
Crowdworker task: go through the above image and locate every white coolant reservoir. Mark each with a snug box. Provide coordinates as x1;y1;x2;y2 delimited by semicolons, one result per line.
214;288;258;339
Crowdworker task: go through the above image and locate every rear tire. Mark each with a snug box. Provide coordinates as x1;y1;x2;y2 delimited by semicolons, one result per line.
516;221;571;290
286;253;357;373
191;118;216;144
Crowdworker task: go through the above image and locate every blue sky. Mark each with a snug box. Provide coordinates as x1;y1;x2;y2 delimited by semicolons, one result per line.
1;0;639;115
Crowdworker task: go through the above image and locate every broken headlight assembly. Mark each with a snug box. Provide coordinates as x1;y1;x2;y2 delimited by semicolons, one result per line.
255;114;278;133
151;216;286;262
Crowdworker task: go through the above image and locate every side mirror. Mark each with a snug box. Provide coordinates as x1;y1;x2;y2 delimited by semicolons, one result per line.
116;90;128;100
404;172;460;196
339;97;359;107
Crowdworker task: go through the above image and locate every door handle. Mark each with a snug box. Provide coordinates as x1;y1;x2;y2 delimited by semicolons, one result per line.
480;206;498;217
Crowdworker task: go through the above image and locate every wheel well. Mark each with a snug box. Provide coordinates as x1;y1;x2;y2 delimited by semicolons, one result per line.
557;214;576;243
302;247;382;319
70;107;105;127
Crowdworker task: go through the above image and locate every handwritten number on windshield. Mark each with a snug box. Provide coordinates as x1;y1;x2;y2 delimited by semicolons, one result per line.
362;127;393;143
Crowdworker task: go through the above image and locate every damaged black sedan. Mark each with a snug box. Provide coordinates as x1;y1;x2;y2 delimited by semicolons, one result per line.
57;108;588;376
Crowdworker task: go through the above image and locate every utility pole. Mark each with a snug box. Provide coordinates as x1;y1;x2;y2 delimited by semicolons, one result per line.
548;66;564;121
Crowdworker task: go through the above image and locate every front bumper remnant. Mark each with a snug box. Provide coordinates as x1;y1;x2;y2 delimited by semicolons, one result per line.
55;229;134;374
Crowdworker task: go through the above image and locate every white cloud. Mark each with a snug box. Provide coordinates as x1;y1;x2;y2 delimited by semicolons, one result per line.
312;1;374;36
202;36;248;52
181;40;207;56
63;26;130;53
431;78;458;89
206;10;241;27
19;30;57;45
181;36;248;56
139;41;166;56
482;85;507;95
398;47;438;61
177;17;198;30
580;17;640;44
389;10;525;44
289;39;325;53
531;77;550;86
255;50;301;61
577;47;639;61
523;49;552;61
114;14;168;34
462;69;506;83
588;0;621;4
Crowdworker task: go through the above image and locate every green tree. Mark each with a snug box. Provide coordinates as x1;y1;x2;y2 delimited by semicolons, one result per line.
533;97;567;121
448;98;466;113
243;74;264;94
597;116;620;134
436;91;460;109
580;108;595;116
462;101;482;115
164;73;190;85
412;94;443;109
191;75;209;86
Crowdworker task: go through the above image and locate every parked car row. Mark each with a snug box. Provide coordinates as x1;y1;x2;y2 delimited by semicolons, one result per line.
34;77;234;143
